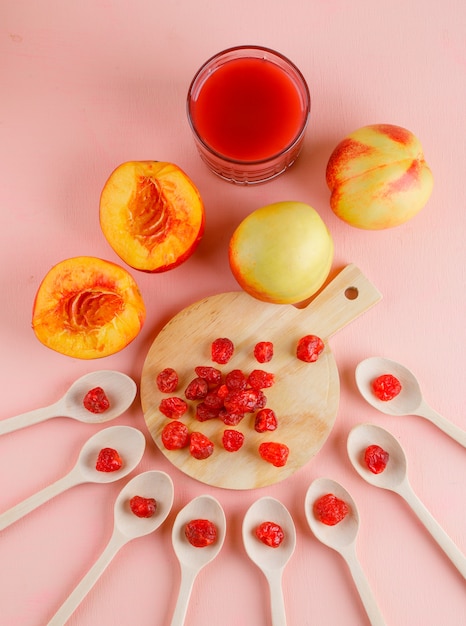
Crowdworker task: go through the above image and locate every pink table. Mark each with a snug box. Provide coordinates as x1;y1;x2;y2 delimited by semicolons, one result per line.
1;2;465;625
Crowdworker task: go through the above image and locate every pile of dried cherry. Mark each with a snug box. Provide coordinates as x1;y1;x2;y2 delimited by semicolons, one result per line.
155;334;324;468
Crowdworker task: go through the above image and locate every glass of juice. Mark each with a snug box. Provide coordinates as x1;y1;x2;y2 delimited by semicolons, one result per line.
187;45;311;184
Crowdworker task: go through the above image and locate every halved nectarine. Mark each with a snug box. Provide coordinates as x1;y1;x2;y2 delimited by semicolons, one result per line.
99;161;205;272
32;256;146;359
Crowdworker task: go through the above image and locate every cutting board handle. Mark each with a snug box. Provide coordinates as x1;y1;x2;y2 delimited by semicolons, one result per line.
301;264;382;339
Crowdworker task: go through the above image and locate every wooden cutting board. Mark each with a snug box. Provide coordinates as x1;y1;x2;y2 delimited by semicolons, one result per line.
141;264;381;490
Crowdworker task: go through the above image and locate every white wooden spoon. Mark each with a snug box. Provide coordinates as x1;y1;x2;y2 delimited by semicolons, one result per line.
305;478;386;626
0;370;137;435
0;425;145;531
347;423;466;579
170;495;226;626
47;470;174;625
355;356;466;448
242;497;296;626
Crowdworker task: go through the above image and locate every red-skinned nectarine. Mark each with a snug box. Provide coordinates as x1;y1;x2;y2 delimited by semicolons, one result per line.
326;124;433;229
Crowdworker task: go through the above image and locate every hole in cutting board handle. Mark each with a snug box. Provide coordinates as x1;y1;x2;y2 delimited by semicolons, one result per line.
344;286;359;300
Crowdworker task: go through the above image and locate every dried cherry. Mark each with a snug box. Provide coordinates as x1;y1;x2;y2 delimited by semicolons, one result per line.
255;521;284;548
195;402;220;422
254;408;277;433
248;369;275;389
259;442;289;467
225;369;247;391
159;396;188;419
194;366;222;388
211;337;234;364
156;368;179;393
218;408;244;426
364;444;389;474
130;495;157;518
203;391;225;410
224;389;262;414
190;432;214;459
95;447;122;472
222;429;245;452
83;387;110;413
296;334;324;362
161;421;190;450
185;377;208;401
216;384;229;400
314;493;349;526
252;389;267;410
372;374;402;401
254;341;274;363
185;519;217;547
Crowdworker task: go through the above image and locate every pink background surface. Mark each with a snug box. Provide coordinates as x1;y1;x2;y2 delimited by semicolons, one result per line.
1;1;465;625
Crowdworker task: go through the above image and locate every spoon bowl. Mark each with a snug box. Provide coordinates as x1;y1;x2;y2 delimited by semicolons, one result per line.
243;497;296;572
355;357;423;416
0;425;146;531
346;422;407;490
347;423;466;579
58;370;138;423
172;495;226;570
0;370;138;435
171;495;226;626
243;497;296;626
304;478;386;626
75;425;146;484
355;357;466;447
304;478;359;551
114;469;174;539
48;470;174;625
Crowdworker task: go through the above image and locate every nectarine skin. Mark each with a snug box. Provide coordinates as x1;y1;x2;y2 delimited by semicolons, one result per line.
32;256;145;359
99;161;205;272
326;124;433;229
229;201;334;304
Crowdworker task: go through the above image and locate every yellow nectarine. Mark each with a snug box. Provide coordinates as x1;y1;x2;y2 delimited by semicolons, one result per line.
32;256;145;358
326;124;433;229
228;201;334;304
99;161;205;272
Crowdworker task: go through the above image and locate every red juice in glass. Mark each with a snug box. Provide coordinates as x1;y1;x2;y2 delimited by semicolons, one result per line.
192;57;304;161
187;46;310;184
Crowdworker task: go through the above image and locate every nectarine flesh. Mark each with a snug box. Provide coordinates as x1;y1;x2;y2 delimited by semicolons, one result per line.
99;161;205;272
32;256;145;359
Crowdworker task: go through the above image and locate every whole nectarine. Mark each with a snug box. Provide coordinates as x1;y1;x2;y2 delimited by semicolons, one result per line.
228;201;333;304
99;161;205;272
32;256;145;358
326;124;433;229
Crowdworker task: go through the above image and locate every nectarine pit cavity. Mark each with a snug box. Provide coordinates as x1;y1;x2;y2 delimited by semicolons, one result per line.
64;288;124;330
131;176;172;250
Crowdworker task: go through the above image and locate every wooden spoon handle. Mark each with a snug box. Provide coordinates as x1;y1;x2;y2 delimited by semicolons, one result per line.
416;401;466;448
170;566;197;626
0;401;62;435
0;468;81;531
342;545;387;626
47;530;125;625
398;481;466;579
267;571;287;626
